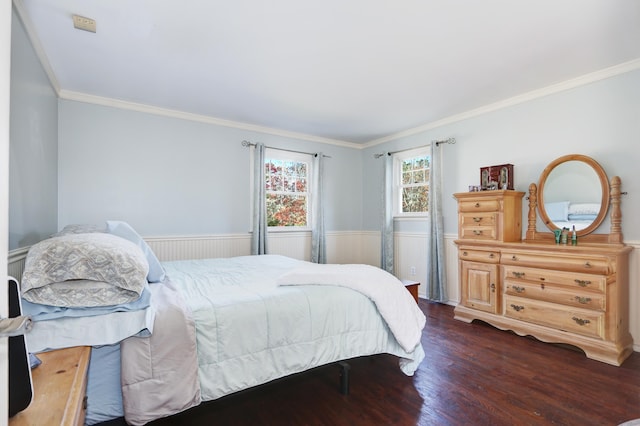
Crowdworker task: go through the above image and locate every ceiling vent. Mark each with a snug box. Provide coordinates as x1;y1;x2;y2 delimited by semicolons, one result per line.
72;15;96;33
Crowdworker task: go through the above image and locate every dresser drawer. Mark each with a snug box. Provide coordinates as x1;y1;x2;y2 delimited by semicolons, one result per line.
459;248;500;264
502;265;607;293
458;199;500;212
502;251;612;275
460;212;497;227
504;281;605;310
504;295;604;339
460;225;497;240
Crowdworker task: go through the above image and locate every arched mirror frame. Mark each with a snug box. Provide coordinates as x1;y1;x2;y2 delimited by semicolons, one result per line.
526;154;624;244
538;154;609;237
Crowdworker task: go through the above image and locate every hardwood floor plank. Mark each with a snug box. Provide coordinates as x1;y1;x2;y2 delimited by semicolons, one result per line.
101;300;640;425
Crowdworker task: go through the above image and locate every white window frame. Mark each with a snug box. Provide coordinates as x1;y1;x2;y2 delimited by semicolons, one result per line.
263;148;313;232
392;146;431;219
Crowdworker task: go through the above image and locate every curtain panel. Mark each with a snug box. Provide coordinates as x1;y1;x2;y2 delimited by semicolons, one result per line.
251;143;268;255
427;143;447;301
381;154;394;274
311;153;326;263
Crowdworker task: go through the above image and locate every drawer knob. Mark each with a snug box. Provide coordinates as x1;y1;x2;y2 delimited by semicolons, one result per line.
510;304;524;312
473;217;482;222
512;255;517;261
512;286;525;293
490;283;496;293
575;296;592;305
488;253;495;258
572;317;591;326
584;261;592;268
473;230;483;236
512;272;525;279
463;251;468;256
475;202;480;208
574;279;592;287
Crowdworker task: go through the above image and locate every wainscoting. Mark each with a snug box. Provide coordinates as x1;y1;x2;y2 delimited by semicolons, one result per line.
7;232;639;352
144;230;382;266
144;230;453;301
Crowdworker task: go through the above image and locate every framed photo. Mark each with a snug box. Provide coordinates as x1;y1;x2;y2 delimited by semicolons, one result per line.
480;164;514;190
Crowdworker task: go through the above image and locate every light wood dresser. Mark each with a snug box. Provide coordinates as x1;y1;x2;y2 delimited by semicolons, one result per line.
454;190;525;315
453;159;633;366
9;346;91;426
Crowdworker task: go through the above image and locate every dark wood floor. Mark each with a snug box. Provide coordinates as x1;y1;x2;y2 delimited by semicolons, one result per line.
105;300;640;425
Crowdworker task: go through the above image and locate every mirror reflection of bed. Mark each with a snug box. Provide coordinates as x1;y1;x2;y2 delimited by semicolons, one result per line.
544;201;599;231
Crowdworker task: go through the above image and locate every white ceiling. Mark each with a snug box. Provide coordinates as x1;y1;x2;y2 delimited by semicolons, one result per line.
14;0;640;145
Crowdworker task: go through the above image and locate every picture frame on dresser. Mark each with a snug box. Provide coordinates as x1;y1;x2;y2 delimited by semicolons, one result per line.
454;154;632;366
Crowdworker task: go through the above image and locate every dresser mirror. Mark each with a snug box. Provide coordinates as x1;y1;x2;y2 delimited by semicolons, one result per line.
537;154;609;237
526;153;623;244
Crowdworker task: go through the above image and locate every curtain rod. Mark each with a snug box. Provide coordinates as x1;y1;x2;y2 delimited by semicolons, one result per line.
373;137;456;158
241;140;331;158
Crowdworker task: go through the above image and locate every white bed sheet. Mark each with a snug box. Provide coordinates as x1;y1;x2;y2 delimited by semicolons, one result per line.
25;303;155;353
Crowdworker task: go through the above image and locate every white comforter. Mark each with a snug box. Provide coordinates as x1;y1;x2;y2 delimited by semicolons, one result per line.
276;263;426;352
120;255;426;424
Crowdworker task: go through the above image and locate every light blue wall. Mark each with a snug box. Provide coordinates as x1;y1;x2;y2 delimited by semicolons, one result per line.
362;69;640;240
8;8;58;249
57;100;363;236
9;7;640;246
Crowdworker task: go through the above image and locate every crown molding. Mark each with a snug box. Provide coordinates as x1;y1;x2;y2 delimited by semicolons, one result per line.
58;90;363;149
55;58;640;150
363;58;640;148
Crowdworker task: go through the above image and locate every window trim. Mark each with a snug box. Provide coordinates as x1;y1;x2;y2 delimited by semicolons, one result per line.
392;146;431;219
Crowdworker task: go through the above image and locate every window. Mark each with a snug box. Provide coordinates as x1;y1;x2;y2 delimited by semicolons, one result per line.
393;147;431;217
264;149;312;229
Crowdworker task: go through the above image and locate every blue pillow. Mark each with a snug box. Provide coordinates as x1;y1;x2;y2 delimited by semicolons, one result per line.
106;221;166;283
545;201;569;222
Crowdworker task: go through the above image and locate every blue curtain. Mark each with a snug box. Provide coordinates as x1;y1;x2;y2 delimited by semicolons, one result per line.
427;143;447;301
311;153;326;263
251;143;268;255
381;153;394;274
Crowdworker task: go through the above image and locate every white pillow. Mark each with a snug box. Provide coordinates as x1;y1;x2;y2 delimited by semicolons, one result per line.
567;203;600;216
106;221;166;283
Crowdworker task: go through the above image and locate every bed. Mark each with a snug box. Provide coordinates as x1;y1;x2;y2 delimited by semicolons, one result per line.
544;201;599;231
19;222;426;425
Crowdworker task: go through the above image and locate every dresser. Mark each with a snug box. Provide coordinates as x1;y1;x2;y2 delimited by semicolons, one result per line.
453;170;633;366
